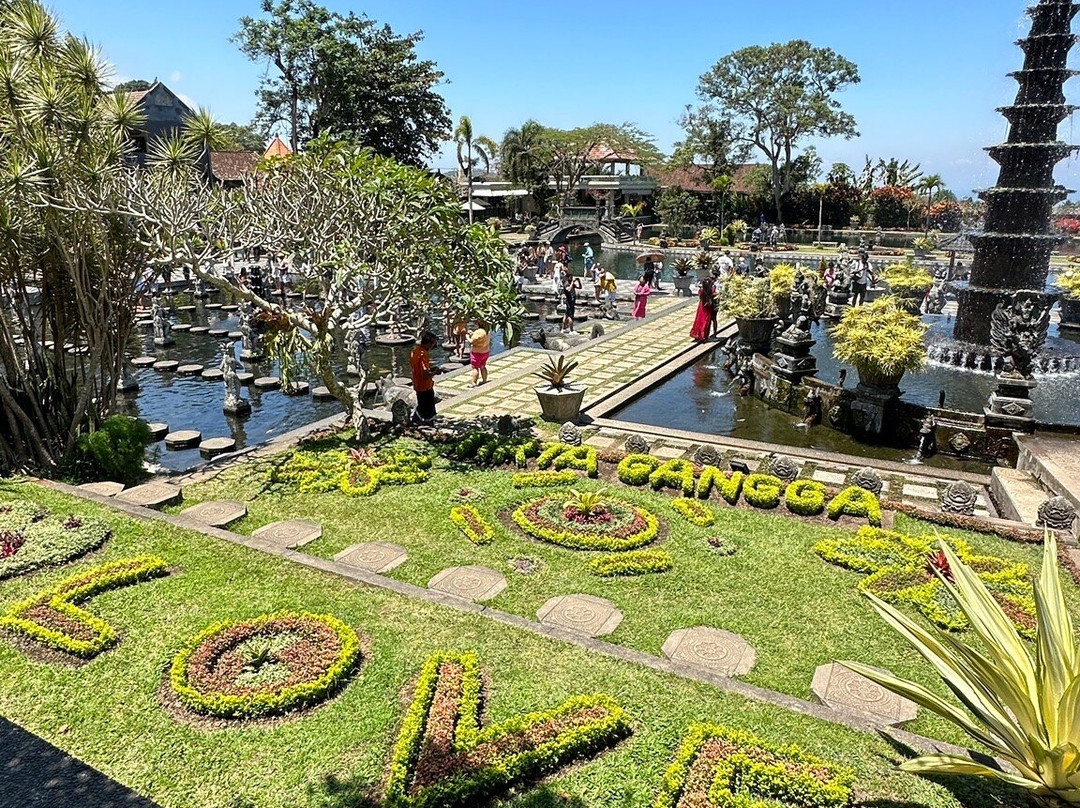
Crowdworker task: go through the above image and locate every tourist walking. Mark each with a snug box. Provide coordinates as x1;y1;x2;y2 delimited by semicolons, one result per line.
410;332;439;424
469;320;491;387
591;262;604;301
551;259;565;297
635;222;643;243
601;268;618;316
851;252;873;306
562;274;582;332
690;276;717;341
582;242;594;273
632;273;652;320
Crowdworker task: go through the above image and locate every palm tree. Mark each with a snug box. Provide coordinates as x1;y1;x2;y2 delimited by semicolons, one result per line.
918;174;944;235
455;116;498;225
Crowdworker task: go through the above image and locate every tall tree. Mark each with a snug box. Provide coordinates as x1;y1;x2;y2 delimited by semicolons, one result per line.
233;0;449;163
693;40;860;224
455;116;498;225
539;123;662;210
214;122;269;152
917;174;945;234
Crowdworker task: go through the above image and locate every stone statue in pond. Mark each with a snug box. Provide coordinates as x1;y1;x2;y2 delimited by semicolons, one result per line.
152;297;173;346
220;342;250;415
344;317;370;437
989;290;1051;379
238;301;263;360
782;276;815;341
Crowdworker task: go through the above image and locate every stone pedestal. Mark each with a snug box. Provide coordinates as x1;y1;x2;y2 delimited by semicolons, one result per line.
772;336;818;383
224;397;252;416
823;289;850;319
850;383;899;438
985;376;1037;431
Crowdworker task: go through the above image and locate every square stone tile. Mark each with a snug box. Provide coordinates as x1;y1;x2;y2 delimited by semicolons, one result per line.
905;484;939;500
429;565;506;602
812;470;847;486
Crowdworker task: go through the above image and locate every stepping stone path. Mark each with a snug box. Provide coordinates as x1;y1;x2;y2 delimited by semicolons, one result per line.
283;382;310;396
181;500;247;528
77;481;125;497
201;369;224;381
164;430;201;449
131;356;157;368
171;323;192;332
251;519;322;549
312;386;334;400
199;437;236;458
207;328;228;337
537;594;623;637
116;481;182;509
147;423;169;440
334;542;408;573
429;565;507;602
153;360;179;372
254;377;281;390
177;364;203;376
375;334;415;347
189;326;210;334
811;663;918;725
661;627;756;677
237;372;255;385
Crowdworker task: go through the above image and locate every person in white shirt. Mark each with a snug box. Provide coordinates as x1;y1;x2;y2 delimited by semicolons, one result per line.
551;261;564;296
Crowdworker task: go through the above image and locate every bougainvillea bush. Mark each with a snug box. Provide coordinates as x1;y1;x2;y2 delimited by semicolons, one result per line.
0;501;111;579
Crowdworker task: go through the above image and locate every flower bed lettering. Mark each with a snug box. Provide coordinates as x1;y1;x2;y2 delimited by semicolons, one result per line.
650;460;696;497
269;448;431;498
826;487;882;527
449;433;541;467
589;549;673;577
785;480;828;516
671;498;715;527
450;506;493;545
538;444;599;478
511;470;578;488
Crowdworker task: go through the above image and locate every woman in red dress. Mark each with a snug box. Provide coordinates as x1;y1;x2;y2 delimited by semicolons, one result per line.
690;276;717;341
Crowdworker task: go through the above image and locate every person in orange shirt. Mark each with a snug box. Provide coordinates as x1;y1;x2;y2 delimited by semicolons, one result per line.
410;332;438;424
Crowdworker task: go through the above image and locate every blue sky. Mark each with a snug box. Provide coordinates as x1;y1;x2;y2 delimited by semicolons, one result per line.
51;0;1080;197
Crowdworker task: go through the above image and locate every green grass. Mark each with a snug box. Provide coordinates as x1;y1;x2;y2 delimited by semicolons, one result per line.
177;439;1072;748
0;479;1025;808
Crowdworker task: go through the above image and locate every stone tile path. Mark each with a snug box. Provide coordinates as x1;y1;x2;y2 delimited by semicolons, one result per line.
77;481;125;497
250;519;322;548
661;627;757;677
334;542;408;574
536;594;623;637
115;482;182;509
811;663;918;726
181;500;247;528
428;565;507;602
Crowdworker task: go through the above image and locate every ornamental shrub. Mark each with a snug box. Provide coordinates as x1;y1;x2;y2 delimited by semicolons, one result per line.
589;549;673;577
552;445;599;478
827;486;883;526
511;470;577;488
512;496;660;551
76;415;152;485
617;454;660;486
450;432;540;467
743;474;785;509
649;459;696;497
450;506;493;545
671;498;715;527
694;468;744;505
536;442;570;469
785;479;827;516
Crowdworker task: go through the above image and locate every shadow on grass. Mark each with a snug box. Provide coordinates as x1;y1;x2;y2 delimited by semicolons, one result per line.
302;774;594;808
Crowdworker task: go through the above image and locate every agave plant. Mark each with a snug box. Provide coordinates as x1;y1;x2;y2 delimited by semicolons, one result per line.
532;355;579;392
564;489;606;517
844;533;1080;804
672;258;693;277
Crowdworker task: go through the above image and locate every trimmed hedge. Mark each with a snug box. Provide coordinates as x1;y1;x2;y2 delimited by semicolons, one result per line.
589;549;674;577
512;496;660;551
785;480;828;516
649;459;696;497
450;506;493;545
671;498;715;527
549;445;599;479
0;556;169;658
617;454;660;486
826;486;883;527
450;432;541;467
654;723;854;808
169;611;362;718
743;474;785;510
385;651;630;808
511;470;578;488
696;467;744;505
0;501;112;580
270;449;431;498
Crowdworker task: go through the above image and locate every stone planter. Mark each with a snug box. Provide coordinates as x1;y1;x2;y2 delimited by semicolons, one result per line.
694;267;712;282
673;275;695;297
535;383;587;423
856;365;905;394
735;317;778;354
1060;297;1080;331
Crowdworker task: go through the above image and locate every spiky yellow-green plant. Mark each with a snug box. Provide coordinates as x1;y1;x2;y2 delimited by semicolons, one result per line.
719;275;775;320
882;260;934;297
564;489;606;517
769;263;798;300
844;533;1080;804
830;296;927;383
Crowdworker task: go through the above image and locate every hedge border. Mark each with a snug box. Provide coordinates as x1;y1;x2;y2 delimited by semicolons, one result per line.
827;486;883;527
589;549;674;577
511;496;660;551
743;474;784;510
785;480;828;516
671;498;715;527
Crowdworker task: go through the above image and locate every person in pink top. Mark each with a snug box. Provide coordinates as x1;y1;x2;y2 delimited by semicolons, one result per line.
632;271;653;319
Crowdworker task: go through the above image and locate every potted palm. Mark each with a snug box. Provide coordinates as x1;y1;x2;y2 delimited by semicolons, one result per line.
672;258;695;297
1055;269;1080;330
911;236;935;259
881;260;934;306
831;296;927;392
720;275;777;353
533;354;587;423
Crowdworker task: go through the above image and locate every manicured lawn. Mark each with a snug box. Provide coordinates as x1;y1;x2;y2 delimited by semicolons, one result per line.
0;480;1023;808
177;436;1074;748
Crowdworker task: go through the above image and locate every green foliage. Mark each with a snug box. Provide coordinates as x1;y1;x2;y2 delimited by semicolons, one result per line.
449;432;540;468
538;123;663;206
618;454;661;486
769;263;798;300
76;416;152;485
552;446;600;479
170;611;362;718
270;448;431;497
512;496;660;551
511;470;577;489
826;486;883;526
743;474;785;510
785;480;828;516
1;556;168;658
654;723;854;808
589;549;674;577
0;502;111;580
450;506;493;545
830;297;927;382
882;260;934;297
656;187;701;238
871;185;919;229
385;651;630;808
532;355;579;391
1056;269;1080;301
671;498;715;527
719;276;775;319
649;459;697;497
213;121;268;152
844;535;1080;804
564;489;607;517
697;467;745;504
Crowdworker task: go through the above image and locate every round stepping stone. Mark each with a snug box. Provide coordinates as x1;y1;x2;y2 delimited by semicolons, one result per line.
147;422;169;440
164;430;201;449
138;319;154;328
189;326;210;334
207;328;228;337
441;341;457;350
375;334;415;346
523;312;541;320
334;542;407;574
178;305;196;312
429;565;507;602
251;519;322;549
182;500;246;527
237;372;255;385
177;364;204;376
312;386;334;400
254;376;281;390
171;323;192;332
393;377;412;388
199;437;236;458
205;303;223;310
537;594;623;637
77;481;125;497
221;304;239;312
228;331;243;340
811;663;918;725
116;482;182;509
283;381;310;396
661;627;756;677
153;360;179;372
131;356;157;367
201;368;224;381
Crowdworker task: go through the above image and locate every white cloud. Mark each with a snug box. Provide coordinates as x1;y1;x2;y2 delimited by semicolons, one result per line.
170;70;182;84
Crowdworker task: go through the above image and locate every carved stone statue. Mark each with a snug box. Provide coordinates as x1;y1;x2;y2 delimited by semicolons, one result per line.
152;297;173;347
924;283;947;315
238;301;263;360
781;276;815;341
990;290;1051;379
220;342;250;415
917;413;937;460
